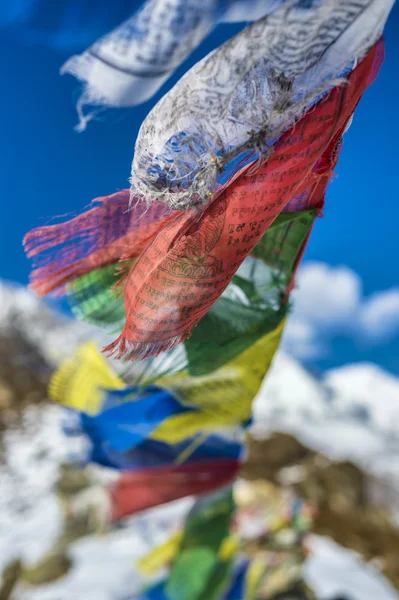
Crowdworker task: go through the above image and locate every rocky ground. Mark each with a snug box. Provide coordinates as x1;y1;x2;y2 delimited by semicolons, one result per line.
242;433;399;590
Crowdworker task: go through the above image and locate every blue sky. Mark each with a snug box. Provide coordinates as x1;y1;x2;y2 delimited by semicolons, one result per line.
1;5;399;373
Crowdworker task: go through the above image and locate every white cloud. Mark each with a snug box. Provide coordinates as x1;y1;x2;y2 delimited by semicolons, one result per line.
291;263;361;330
283;262;399;360
360;288;399;341
281;317;326;360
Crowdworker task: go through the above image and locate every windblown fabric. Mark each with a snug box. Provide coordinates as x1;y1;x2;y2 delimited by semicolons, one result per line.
130;0;392;209
61;0;287;129
24;202;309;334
37;196;319;376
185;129;349;376
24;191;174;296
137;480;314;600
52;318;283;449
60;209;303;375
24;43;382;363
66;262;128;331
184;209;316;376
24;122;335;303
79;385;198;453
137;531;238;579
49;341;125;414
154;320;285;442
105;45;380;361
108;459;240;520
63;205;315;371
87;431;243;471
23;97;354;304
164;488;235;600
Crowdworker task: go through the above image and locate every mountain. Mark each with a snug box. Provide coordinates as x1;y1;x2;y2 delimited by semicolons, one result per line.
253;353;399;485
0;279;398;600
325;363;399;436
0;280;93;366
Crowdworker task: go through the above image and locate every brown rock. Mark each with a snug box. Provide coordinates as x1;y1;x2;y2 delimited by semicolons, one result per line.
22;550;72;586
241;433;311;481
0;560;22;600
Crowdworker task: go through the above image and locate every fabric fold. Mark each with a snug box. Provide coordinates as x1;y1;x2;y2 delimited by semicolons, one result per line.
129;1;391;209
108;459;240;520
24;191;175;296
106;45;379;361
61;0;290;129
49;341;125;414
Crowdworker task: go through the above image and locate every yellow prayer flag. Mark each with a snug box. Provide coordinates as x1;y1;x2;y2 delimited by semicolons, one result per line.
49;341;124;414
150;320;285;444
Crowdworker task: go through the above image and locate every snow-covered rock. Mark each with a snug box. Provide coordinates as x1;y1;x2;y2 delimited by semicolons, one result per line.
325;363;399;436
305;536;399;600
0;279;112;366
253;352;399;483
